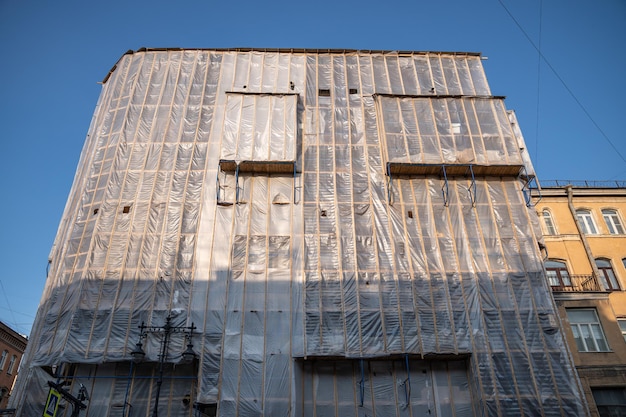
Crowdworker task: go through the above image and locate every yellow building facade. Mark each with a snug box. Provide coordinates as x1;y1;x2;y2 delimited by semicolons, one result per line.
533;181;626;417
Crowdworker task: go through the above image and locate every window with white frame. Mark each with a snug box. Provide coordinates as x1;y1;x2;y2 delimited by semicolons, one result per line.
602;209;625;234
596;258;620;291
0;351;6;371
542;209;557;235
618;319;626;343
576;209;598;234
6;355;16;375
566;308;609;352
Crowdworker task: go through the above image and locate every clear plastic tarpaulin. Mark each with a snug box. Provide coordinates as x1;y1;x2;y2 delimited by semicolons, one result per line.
12;49;587;417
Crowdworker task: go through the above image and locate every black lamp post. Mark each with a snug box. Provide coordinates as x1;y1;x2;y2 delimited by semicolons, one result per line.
130;314;197;417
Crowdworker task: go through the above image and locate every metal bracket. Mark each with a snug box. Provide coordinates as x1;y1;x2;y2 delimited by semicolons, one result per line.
293;163;301;204
467;165;477;207
216;160;238;206
234;163;240;204
441;165;449;207
359;359;365;407
386;163;394;205
401;354;411;406
520;166;540;207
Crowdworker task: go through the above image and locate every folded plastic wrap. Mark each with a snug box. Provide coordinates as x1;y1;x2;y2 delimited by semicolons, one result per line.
12;50;587;416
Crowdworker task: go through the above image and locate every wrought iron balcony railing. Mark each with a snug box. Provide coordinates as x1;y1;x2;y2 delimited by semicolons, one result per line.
549;274;606;292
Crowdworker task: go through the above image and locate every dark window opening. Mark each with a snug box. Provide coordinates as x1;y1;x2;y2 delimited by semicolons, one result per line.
592;387;626;417
194;403;217;417
319;89;331;97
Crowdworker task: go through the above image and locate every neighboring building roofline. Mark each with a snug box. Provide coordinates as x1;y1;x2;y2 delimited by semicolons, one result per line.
540;180;626;189
0;321;28;351
531;181;626;198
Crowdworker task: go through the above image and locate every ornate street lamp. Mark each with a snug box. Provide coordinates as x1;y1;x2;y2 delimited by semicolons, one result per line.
130;314;197;417
181;340;197;363
130;339;146;363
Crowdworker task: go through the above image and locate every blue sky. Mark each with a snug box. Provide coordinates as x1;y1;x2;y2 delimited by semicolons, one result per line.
1;0;624;336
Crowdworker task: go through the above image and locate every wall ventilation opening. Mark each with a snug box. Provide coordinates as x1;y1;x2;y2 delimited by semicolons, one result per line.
93;208;99;215
320;210;327;217
349;88;358;95
319;89;331;97
122;206;131;214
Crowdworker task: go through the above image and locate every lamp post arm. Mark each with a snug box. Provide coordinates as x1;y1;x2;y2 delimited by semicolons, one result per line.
46;381;87;417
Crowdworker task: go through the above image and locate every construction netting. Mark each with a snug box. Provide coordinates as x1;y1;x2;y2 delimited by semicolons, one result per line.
12;49;587;417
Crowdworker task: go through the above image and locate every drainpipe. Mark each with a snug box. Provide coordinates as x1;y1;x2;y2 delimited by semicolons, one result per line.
566;185;601;286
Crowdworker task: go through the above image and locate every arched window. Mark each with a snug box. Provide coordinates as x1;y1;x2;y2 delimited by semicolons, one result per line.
576;209;598;234
545;260;571;289
602;209;625;234
542;209;557;235
596;258;620;291
6;355;16;375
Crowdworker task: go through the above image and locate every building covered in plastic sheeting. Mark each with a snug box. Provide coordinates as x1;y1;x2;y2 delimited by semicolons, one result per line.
11;48;589;417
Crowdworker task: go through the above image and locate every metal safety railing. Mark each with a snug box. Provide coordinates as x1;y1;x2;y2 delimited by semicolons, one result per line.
549;274;605;292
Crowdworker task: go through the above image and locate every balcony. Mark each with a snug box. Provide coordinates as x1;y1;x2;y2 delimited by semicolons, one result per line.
550;274;605;292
